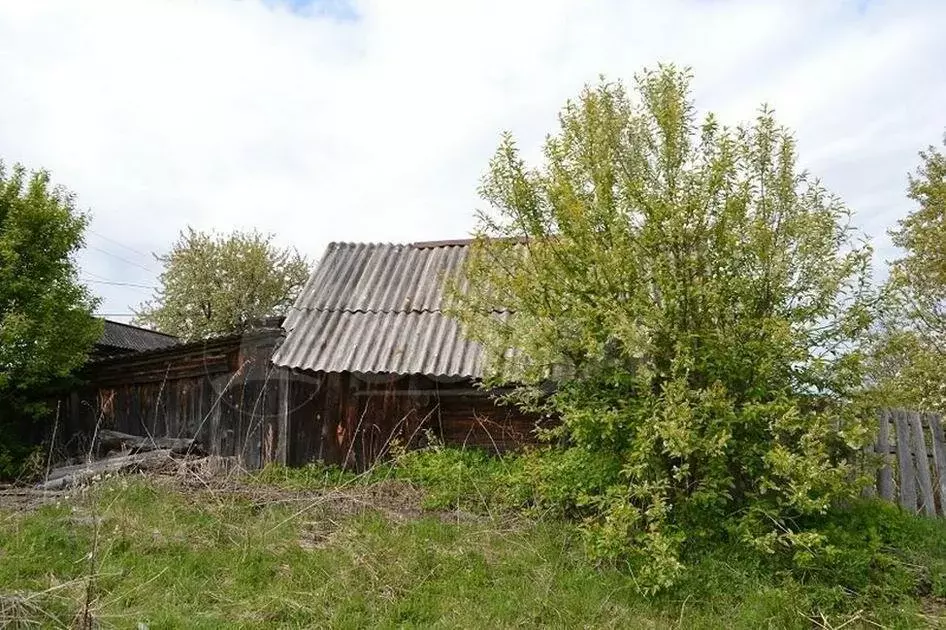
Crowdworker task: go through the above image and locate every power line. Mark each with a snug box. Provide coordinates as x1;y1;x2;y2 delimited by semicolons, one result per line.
88;245;158;274
84;270;152;285
88;229;155;261
82;277;156;290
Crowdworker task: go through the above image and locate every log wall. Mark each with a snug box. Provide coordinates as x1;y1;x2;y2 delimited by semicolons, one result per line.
62;328;286;469
285;373;545;471
63;334;543;471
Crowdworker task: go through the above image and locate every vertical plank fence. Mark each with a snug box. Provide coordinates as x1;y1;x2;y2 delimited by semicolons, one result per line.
873;408;946;516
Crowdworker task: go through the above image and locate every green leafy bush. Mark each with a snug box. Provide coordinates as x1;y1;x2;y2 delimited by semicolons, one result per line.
0;162;101;478
382;447;942;613
452;65;876;592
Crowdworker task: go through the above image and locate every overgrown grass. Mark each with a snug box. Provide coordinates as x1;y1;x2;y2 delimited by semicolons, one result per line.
1;451;945;628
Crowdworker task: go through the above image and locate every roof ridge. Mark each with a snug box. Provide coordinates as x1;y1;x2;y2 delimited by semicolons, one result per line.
102;319;178;339
326;241;402;248
320;236;527;251
284;306;513;315
323;240;475;250
287;306;447;315
409;238;475;248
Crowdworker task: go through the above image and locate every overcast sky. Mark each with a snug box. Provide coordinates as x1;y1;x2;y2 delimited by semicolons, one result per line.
1;0;944;321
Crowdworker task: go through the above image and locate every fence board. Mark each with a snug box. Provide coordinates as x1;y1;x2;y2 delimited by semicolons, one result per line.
894;409;917;512
876;409;895;501
929;413;946;514
909;411;936;516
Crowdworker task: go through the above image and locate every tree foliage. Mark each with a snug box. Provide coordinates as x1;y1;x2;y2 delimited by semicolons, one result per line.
867;135;946;412
0;161;101;472
453;66;875;591
889;134;946;337
135;227;309;341
863;326;945;412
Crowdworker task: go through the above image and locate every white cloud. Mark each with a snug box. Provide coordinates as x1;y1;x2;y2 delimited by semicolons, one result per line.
0;0;944;317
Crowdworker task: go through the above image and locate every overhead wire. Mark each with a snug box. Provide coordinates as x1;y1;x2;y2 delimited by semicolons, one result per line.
84;231;166;316
88;229;155;261
87;245;158;274
82;277;156;290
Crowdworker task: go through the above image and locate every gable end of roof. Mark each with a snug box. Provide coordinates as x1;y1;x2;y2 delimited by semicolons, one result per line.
274;239;486;377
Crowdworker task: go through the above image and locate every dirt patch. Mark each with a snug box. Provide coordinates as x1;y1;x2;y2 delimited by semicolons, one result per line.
918;596;946;626
0;486;69;513
166;477;432;522
298;519;347;550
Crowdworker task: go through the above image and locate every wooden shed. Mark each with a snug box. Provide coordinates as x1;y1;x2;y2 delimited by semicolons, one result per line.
273;239;542;470
63;322;288;469
64;240;542;471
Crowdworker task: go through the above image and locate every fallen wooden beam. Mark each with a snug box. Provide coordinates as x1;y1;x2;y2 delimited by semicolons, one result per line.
36;449;176;491
96;429;199;455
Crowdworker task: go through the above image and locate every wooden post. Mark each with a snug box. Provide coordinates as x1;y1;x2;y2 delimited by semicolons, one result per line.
276;370;290;466
928;413;946;516
894;409;917;512
876;409;894;501
909;411;936;516
69;391;81;433
210;374;228;457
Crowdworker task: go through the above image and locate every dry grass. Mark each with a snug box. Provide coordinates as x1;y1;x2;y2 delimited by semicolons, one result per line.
1;462;945;629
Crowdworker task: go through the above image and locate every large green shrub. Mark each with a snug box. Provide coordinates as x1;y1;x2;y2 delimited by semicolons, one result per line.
452;66;875;592
0;162;101;477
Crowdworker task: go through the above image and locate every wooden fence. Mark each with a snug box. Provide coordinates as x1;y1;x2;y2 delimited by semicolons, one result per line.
872;409;946;516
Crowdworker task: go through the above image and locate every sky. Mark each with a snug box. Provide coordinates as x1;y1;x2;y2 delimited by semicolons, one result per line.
1;0;945;322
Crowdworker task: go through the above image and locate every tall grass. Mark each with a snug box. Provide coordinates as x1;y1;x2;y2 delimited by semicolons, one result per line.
0;450;945;628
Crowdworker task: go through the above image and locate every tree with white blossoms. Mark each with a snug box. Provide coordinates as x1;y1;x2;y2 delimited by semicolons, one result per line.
136;227;309;341
452;65;876;591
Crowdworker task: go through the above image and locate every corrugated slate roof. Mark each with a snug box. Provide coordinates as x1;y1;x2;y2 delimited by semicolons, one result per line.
274;240;489;377
96;320;179;355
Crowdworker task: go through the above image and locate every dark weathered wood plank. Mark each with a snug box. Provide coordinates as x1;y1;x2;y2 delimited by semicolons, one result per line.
97;429;197;454
243;379;263;470
69;392;80;433
909;411;936;516
876;409;895;500
928;413;946;516
894;409;918;512
875;445;935;457
210;374;228;457
276;370;290;466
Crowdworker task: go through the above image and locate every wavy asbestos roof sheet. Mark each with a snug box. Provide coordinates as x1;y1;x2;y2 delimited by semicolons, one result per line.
273;240;490;377
97;320;179;355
